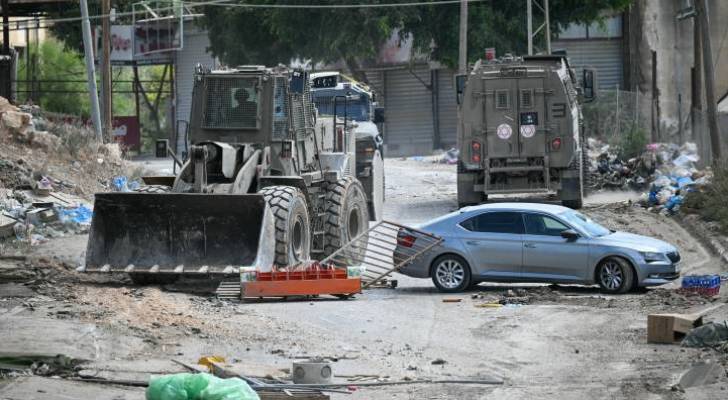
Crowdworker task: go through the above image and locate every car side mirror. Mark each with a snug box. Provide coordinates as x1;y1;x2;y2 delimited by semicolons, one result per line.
155;139;168;158
455;74;467;105
560;229;580;241
374;107;385;124
582;68;597;103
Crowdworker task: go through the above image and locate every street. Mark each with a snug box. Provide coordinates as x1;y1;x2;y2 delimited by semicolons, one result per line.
1;158;726;399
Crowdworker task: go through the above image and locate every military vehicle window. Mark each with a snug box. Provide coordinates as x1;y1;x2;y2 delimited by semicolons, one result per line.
272;76;289;139
520;89;534;109
203;77;259;129
460;212;524;234
495;90;510;110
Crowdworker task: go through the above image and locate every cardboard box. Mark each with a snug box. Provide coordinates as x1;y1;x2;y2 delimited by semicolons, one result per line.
647;313;703;344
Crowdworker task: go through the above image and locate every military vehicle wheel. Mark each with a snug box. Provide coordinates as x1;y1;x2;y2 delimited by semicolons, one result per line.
259;186;311;267
324;177;370;261
129;273;179;285
369;151;385;221
133;185;172;193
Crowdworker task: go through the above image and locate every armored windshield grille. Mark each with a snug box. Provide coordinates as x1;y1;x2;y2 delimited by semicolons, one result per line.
520;89;534;108
272;76;289;139
203;77;259;129
496;90;509;109
291;95;307;136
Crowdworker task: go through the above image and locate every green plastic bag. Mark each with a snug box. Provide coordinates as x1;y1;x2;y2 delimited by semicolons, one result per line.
146;372;260;400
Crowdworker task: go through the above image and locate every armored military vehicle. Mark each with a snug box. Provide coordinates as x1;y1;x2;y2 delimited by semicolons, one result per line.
455;55;596;209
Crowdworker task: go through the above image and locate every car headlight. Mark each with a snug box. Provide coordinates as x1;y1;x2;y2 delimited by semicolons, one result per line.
641;252;667;262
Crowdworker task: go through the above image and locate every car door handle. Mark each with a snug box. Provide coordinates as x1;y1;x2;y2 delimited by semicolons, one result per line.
465;240;479;246
524;243;536;248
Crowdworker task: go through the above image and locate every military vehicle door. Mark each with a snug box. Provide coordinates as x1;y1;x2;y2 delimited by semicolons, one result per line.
515;76;546;158
482;72;546;159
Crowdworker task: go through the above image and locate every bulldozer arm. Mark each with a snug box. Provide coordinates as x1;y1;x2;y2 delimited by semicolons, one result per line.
83;193;275;275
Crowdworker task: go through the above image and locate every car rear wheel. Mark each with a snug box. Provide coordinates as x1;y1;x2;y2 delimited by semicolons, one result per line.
597;257;635;294
431;254;472;293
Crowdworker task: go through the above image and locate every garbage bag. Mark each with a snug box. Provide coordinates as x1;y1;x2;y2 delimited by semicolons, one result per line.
113;176;129;192
682;321;728;348
146;373;259;400
58;204;93;225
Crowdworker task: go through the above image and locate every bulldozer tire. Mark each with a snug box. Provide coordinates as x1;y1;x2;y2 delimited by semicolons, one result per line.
259;186;311;268
133;185;171;193
129;273;179;285
324;177;370;261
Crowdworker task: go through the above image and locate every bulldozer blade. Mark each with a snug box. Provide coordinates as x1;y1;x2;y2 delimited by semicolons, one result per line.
84;193;275;275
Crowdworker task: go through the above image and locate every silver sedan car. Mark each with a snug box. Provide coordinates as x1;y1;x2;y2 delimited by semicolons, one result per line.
395;203;680;293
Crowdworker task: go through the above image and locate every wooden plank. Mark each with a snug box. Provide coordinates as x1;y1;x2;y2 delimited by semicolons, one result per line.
258;392;329;400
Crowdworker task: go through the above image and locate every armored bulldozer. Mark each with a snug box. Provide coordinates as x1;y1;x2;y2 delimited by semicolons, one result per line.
82;66;370;283
455;55;596;209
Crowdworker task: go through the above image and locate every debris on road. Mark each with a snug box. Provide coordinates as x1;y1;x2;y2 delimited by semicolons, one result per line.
675;361;724;389
682;321;728;348
680;275;722;297
647;313;704;344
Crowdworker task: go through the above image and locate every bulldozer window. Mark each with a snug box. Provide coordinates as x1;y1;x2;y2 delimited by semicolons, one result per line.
203;77;259;129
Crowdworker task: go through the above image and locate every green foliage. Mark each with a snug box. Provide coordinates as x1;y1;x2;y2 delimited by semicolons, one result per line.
684;161;728;232
18;37;90;116
613;123;648;160
201;0;632;74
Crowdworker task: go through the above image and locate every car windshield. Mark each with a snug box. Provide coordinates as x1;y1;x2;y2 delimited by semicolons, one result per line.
312;94;370;121
559;210;611;237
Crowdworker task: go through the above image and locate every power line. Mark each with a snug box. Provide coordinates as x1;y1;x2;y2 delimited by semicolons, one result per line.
3;0;487;30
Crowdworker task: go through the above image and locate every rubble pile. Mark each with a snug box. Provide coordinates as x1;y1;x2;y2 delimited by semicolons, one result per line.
586;138;710;214
0;96;132;198
0;189;92;246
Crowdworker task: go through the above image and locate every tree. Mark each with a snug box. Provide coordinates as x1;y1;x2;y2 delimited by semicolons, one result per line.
201;0;632;79
18;37;90;116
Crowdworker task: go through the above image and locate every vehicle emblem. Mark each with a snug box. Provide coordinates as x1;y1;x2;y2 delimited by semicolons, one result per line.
520;124;536;138
496;123;512;140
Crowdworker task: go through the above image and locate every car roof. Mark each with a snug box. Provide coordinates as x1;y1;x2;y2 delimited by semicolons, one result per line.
459;202;571;215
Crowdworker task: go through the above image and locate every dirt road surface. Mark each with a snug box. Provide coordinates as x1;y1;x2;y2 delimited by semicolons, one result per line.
1;158;727;399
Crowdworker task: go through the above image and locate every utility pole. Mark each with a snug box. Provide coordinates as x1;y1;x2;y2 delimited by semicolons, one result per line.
695;0;721;162
101;0;113;140
80;0;102;140
527;0;533;55
544;0;551;54
458;0;468;74
1;0;11;100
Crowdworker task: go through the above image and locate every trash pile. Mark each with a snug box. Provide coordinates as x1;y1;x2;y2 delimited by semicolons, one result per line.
586;138;710;214
0;187;93;246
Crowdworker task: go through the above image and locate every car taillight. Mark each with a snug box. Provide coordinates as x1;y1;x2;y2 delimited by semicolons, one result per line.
471;141;482;163
397;234;417;248
551;137;562;151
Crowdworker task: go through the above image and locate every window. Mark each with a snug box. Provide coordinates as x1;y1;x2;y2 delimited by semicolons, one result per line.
203;77;259;129
520;89;534;109
460;212;524;234
495;90;510;109
523;213;570;236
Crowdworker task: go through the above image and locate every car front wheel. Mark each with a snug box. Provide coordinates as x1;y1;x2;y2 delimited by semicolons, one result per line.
597;257;635;294
431;255;472;293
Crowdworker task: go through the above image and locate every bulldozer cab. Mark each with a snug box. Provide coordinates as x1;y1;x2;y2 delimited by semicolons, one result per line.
188;66;276;145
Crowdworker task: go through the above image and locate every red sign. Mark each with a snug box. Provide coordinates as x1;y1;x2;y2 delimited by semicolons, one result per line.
112;116;141;150
485;47;496;61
